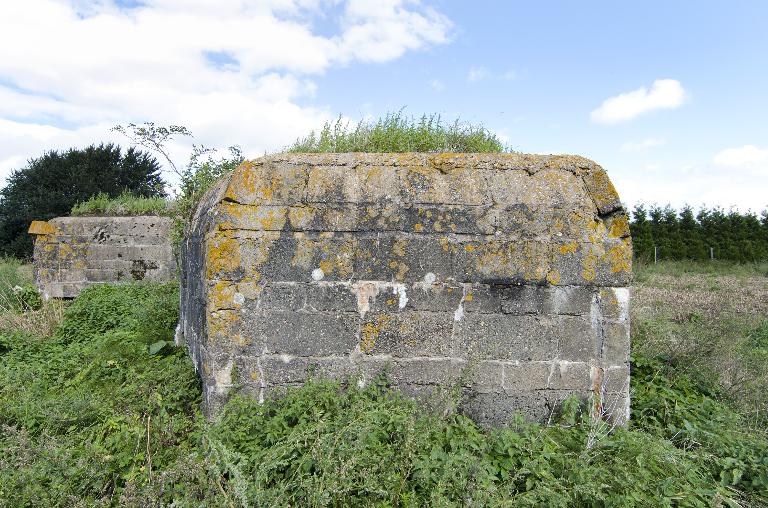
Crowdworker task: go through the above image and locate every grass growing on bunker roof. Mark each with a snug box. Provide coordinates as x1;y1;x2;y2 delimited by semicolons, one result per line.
70;191;172;217
286;111;511;153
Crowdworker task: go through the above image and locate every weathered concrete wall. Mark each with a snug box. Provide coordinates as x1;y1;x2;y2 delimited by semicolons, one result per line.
180;153;632;425
29;216;175;298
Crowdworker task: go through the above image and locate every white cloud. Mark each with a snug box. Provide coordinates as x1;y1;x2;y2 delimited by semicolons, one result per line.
0;0;451;184
591;79;687;124
620;138;666;152
613;161;768;212
467;66;490;82
713;145;768;172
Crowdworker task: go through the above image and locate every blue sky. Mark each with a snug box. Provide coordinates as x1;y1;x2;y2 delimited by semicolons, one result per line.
1;0;766;211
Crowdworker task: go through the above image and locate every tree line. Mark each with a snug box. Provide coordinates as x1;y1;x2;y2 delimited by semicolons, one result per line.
630;204;768;263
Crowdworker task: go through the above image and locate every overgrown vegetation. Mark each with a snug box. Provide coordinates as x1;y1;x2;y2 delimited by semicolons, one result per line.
287;112;509;153
71;191;172;217
171;146;245;248
1;259;767;506
631;204;768;263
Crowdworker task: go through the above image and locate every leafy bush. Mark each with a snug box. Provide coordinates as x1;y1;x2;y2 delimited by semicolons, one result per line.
207;380;737;507
171;146;244;250
287;111;509;154
632;355;768;500
70;191;171;217
0;282;205;505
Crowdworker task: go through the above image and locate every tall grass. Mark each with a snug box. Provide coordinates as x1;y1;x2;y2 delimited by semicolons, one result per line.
70;190;172;217
287;112;510;153
0;257;65;336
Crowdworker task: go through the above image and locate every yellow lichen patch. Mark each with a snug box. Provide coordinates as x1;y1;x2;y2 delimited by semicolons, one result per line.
602;238;632;273
288;206;317;229
291;235;315;269
414;223;424;232
208;281;240;311
224;162;259;200
28;220;59;235
386;298;396;305
206;236;242;278
582;253;598;282
547;270;561;285
388;260;410;281
425;210;433;218
608;215;630;239
427;152;461;173
319;259;334;275
439;236;453;252
207;309;242;345
464;244;476;252
249;371;260;381
433;221;444;232
221;202;246;220
392;238;408;257
360;314;391;354
583;167;620;213
559;241;578;255
464;293;474;302
259;209;287;230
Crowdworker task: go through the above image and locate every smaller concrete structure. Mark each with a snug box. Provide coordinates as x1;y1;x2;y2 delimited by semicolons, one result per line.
29;216;176;298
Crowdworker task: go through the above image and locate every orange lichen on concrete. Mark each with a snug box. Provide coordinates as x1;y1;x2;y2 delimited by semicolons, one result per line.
608;215;630;239
360;314;391;353
582;253;598;282
559;241;578;255
29;220;59;235
583;167;621;213
602;238;633;274
206;235;242;278
546;270;561;285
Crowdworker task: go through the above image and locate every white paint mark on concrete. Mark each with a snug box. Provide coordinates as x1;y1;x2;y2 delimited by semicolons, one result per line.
351;281;380;317
453;302;464;321
214;358;233;394
174;322;183;346
311;268;324;281
357;377;366;389
393;284;408;309
423;272;436;284
233;292;245;305
257;358;266;403
279;354;293;364
612;287;630;322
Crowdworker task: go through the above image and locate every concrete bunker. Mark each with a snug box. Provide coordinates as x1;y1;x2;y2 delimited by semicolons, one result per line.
180;153;632;426
29;216;176;299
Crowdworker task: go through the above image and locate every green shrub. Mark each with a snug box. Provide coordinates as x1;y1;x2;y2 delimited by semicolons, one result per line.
70;190;171;217
632;355;768;501
0;282;204;505
287;111;510;154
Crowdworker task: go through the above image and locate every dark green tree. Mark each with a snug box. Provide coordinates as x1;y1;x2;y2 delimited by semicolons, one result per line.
0;143;164;258
679;205;705;260
629;204;654;262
